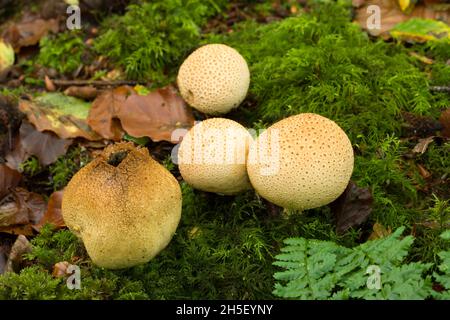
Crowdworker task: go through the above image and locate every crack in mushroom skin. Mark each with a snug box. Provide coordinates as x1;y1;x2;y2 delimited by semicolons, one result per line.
247;113;354;211
61;142;182;269
177;44;250;115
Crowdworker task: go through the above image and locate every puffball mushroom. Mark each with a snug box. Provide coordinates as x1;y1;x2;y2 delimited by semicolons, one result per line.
178;118;253;195
247;113;354;210
61;142;182;269
177;44;250;115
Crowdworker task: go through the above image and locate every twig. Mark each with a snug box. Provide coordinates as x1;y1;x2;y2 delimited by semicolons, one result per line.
430;86;450;93
51;79;142;87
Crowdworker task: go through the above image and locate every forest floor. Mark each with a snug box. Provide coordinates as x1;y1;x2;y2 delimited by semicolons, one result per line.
0;0;449;299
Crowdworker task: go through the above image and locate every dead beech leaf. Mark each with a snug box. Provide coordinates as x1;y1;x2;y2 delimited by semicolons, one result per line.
33;190;65;231
330;181;374;234
0;187;46;235
412;136;435;154
0;164;21;199
88;85;195;142
16;121;72;167
354;0;450;37
2;18;59;51
87;86;132;140
19;93;100;141
52;261;70;278
64;86;98;100
440;108;450;138
44;75;56;92
417;163;432;179
5;234;31;273
401;111;442;138
5;121;72;169
368;222;392;240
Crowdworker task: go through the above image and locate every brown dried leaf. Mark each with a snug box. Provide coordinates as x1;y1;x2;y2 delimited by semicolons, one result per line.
52;261;70;278
88;85;195;142
0;187;46;235
401;111;442;138
2;18;59;51
368;222;392;240
64;86;98;100
33;190;65;231
330;181;374;234
44;75;56;92
18;121;72;167
5;234;31;273
412;136;435;154
87;86;132;140
19;93;100;141
417;163;432;179
0;164;21;199
354;0;449;37
440;108;450;138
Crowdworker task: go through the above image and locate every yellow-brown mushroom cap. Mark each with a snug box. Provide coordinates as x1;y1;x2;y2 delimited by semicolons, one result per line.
247;113;354;210
177;44;250;115
61;142;182;269
178;118;253;195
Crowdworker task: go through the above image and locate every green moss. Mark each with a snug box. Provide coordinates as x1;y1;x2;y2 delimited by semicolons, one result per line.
48;146;91;191
37;31;91;75
94;0;228;82
0;266;63;300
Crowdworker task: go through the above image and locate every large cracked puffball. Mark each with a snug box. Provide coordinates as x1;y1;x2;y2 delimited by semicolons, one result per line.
62;142;182;269
247;113;354;210
177;44;250;115
178;118;253;195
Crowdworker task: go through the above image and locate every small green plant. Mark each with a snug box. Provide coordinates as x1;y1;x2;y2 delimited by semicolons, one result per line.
273;227;450;299
94;0;228;82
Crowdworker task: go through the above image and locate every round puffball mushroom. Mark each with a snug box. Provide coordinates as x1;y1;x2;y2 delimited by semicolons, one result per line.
247;113;354;210
177;44;250;115
178;118;253;195
61;142;182;269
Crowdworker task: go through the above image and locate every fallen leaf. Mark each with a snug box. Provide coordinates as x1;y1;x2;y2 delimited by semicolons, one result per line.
440;108;450;138
2;18;59;51
0;164;21;199
0;95;23;157
0;187;46;235
417;163;432;179
64;85;98;100
86;86;132;140
354;0;450;37
0;239;12;274
413;136;435;154
330;181;374;234
19;93;100;141
5;234;31;273
52;261;70;278
88;85;195;142
44;75;56;92
368;222;392;240
9;121;73;167
33;190;65;231
409;51;434;64
391;18;450;42
401;111;442;138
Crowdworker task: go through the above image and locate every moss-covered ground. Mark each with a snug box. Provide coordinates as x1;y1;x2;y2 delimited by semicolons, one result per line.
0;0;449;299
